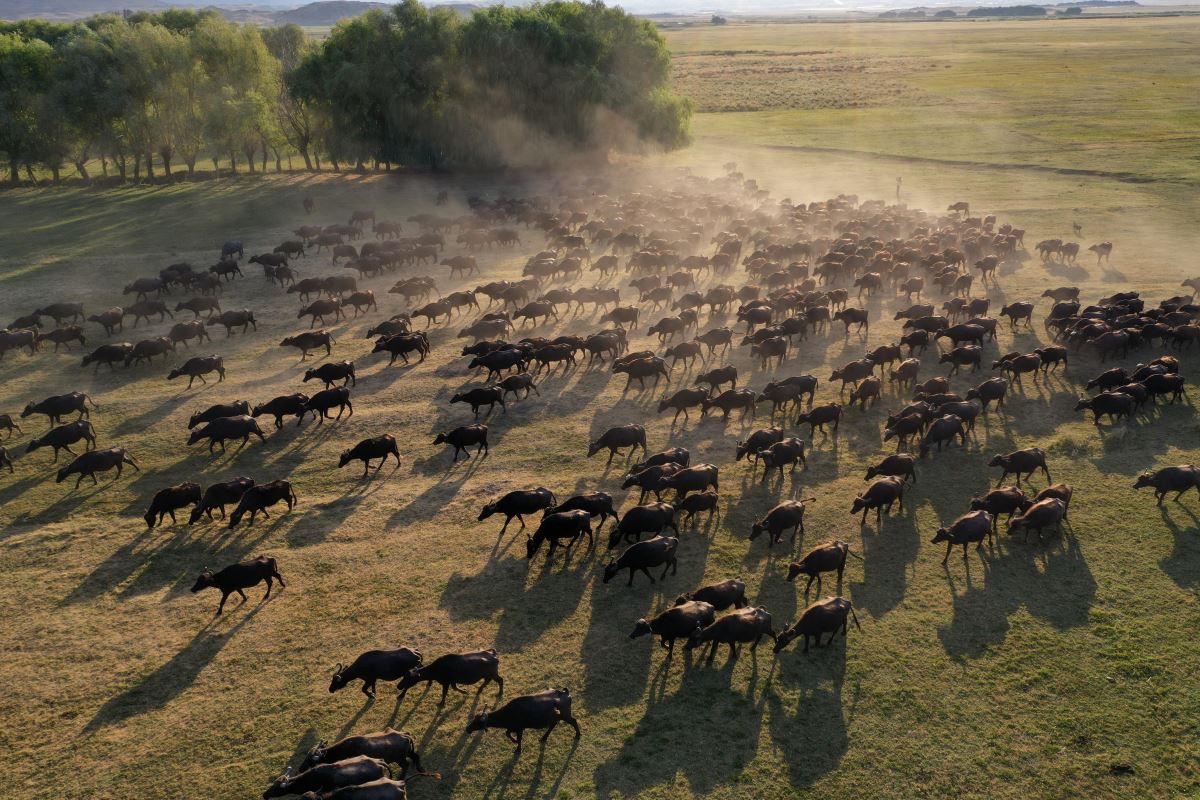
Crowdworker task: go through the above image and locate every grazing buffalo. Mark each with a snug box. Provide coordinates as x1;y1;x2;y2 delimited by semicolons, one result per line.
302;729;437;779
774;597;860;654
283;331;335;360
397;649;503;707
603;535;678;586
229;480;298;528
434;424;488;461
329;647;422;698
339;435;401;477
685;606;776;663
479;488;557;533
186;416;266;454
264;757;395;798
1134;465;1200;505
466;688;580;752
932;510;994;564
192;556;283;613
253;394;308;429
189;476;255;524
21;392;96;427
302;388;353;426
1007;498;1067;542
630;600;716;657
56;447;139;488
851;476;905;523
26;420;97;462
145;482;202;528
787;541;860;596
168;355;225;389
989;447;1051;487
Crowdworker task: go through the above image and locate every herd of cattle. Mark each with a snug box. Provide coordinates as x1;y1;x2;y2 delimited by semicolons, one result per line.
3;164;1198;799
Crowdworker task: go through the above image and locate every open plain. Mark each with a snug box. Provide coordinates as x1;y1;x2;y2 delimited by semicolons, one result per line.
1;14;1199;800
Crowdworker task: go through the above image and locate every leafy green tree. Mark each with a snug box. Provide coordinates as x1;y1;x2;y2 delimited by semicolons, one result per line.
457;1;691;161
47;25;122;180
0;32;56;182
263;24;319;170
193;17;276;174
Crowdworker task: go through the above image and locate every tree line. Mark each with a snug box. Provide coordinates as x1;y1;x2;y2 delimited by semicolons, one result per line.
0;0;692;184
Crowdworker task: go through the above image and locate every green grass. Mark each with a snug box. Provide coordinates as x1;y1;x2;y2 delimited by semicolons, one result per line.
667;17;1200;185
2;15;1200;800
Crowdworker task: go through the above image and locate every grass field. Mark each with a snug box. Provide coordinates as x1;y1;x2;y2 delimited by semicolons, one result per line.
2;15;1199;800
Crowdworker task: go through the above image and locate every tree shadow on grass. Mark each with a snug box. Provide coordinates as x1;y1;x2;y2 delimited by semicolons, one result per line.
81;603;263;734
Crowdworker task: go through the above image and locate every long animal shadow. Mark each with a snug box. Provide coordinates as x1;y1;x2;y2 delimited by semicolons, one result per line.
495;551;591;651
283;726;321;773
81;605;262;734
1159;503;1200;589
846;507;920;619
765;640;851;788
936;529;1095;659
111;393;189;436
592;664;765;796
61;511;280;605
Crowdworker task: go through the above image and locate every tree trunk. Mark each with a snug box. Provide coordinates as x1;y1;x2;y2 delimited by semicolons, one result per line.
9;162;18;184
133;152;141;180
50;163;61;183
74;146;91;181
229;150;238;174
100;154;108;177
184;154;196;175
159;148;172;177
212;155;220;173
116;153;127;180
243;146;257;173
261;139;268;173
313;151;320;171
298;144;312;171
145;150;155;179
25;164;36;182
330;156;340;172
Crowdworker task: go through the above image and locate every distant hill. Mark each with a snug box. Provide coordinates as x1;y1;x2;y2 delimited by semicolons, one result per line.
271;0;388;25
0;0;482;23
0;0;169;18
273;1;479;25
966;4;1047;15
